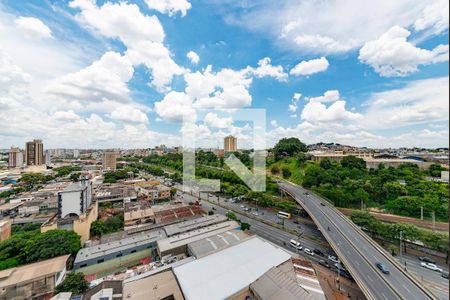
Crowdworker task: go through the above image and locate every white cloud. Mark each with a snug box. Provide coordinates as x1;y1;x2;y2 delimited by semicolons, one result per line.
52;110;81;121
292;93;301;101
186;50;200;64
288;92;301;113
301;100;363;123
414;0;449;34
109;106;149;124
288;103;297;113
363;76;449;128
14;16;53;39
70;0;184;91
144;0;192;17
308;90;340;103
270;120;278;127
290;57;329;76
249;57;288;81
45;51;134;104
225;0;444;55
359;26;449;77
203;112;233;129
187;65;253;109
154;91;196;122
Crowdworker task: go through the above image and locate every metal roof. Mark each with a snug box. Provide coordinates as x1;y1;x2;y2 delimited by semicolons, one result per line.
187;229;250;258
163;214;228;237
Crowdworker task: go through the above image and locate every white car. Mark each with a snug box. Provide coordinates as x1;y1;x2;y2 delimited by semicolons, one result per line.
421;262;443;272
252;211;259;216
289;239;302;250
328;255;339;263
304;248;315;256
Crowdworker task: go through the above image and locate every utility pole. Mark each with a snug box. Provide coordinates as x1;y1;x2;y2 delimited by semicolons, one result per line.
337;258;341;291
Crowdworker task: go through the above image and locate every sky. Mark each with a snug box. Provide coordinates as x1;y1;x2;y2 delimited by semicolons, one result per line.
0;0;448;149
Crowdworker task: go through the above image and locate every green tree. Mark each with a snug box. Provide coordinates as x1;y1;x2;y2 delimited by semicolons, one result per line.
240;222;251;231
281;167;292;179
55;273;89;295
273;137;307;157
319;158;333;169
70;172;81;182
270;165;280;175
341;156;366;170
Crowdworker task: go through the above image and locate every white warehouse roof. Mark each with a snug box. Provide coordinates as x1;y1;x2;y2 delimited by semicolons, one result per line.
173;236;291;300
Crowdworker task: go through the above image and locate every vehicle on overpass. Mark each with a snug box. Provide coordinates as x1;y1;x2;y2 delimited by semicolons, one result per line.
376;262;390;274
421;262;443;272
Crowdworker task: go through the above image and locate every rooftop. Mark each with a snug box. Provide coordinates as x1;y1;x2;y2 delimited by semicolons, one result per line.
163;214;228;237
75;230;166;264
123;270;184;300
60;181;88;193
187;229;250;258
0;255;69;288
173;236;291;300
157;221;240;254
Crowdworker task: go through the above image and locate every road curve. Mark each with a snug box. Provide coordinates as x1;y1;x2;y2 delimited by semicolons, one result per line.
279;181;437;300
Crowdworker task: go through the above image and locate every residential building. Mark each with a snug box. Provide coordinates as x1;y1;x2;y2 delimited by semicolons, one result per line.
103;151;118;170
8;147;23;168
45;150;51;166
57;179;92;218
25;139;44;166
0;255;69;300
224;135;237;152
73;149;80;158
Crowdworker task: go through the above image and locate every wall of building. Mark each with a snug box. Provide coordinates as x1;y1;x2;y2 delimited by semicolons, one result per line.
59;191;82;218
73;201;98;243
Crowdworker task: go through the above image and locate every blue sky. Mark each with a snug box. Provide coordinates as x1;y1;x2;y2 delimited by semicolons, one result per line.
0;0;448;149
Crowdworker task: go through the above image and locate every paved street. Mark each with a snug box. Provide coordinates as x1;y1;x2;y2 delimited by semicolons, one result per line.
279;181;438;300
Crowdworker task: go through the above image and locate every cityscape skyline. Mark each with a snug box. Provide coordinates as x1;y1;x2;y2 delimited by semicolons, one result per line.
0;0;448;150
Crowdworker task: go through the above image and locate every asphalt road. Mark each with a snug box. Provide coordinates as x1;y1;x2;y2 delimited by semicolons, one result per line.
279;181;437;300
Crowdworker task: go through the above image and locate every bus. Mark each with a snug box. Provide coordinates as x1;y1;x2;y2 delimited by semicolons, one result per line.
277;211;292;219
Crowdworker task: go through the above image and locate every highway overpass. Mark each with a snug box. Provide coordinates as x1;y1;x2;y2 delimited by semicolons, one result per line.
278;181;437;300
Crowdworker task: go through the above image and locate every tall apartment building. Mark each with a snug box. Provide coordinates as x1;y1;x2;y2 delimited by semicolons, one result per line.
224;135;237;152
103;151;118;170
25;139;44;166
8;147;23;168
57;179;93;219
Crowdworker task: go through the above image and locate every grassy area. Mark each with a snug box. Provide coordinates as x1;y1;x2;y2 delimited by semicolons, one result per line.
267;157;304;185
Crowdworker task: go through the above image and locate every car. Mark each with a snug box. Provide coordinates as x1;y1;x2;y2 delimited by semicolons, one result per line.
240;205;245;208
304;248;314;256
293;220;299;224
339;269;353;280
289;239;302;250
313;249;324;256
319;260;330;268
252;211;259;216
320;202;325;206
212;207;216;210
441;272;449;279
328;255;339;263
419;256;436;264
421;262;443;272
376;262;390;274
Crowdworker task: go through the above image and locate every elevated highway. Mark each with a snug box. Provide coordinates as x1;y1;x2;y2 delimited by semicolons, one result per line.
278;181;437;300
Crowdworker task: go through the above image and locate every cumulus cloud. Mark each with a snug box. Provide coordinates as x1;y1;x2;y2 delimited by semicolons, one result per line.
186;50;200;64
308;90;340;103
359;26;449;77
301;100;363;123
290;57;329;76
154;91;196;123
144;0;192;17
70;0;184;91
203;112;233;129
109;105;149;124
14;16;53;39
249;57;288;81
288;92;301;113
45;51;134;104
52;110;81;121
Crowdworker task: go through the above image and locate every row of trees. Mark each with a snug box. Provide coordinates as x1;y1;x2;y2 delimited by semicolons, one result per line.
0;229;81;270
351;211;448;253
302;157;448;220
